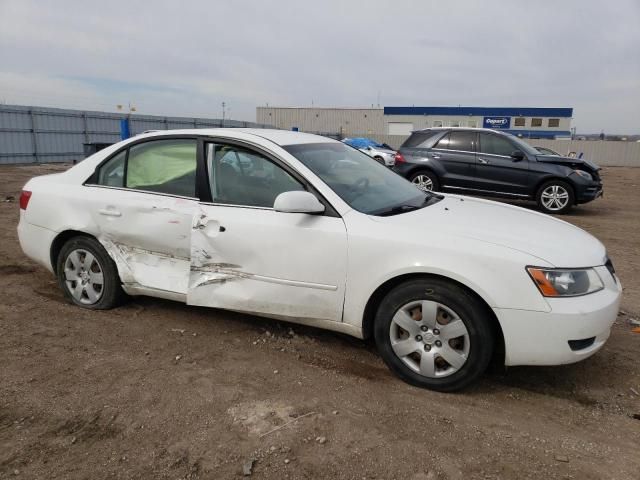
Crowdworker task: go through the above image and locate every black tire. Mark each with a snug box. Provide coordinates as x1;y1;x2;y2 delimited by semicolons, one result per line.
409;170;440;192
374;278;495;392
373;156;385;165
56;236;124;309
536;180;575;214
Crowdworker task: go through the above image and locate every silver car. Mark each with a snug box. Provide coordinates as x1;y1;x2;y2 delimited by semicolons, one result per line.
360;144;397;167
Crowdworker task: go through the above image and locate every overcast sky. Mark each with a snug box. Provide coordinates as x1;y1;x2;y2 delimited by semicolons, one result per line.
1;0;639;133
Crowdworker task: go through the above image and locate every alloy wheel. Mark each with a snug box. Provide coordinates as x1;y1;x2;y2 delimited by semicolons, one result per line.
541;184;570;211
412;174;434;191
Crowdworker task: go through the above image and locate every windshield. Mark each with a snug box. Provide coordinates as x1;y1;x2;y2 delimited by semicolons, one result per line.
284;142;434;215
504;133;541;157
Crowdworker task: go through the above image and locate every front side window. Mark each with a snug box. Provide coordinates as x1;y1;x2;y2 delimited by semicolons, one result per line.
284;142;432;215
207;144;304;208
478;133;515;157
125;139;197;197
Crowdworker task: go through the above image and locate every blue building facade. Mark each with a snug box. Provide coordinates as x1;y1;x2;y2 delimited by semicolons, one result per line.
383;106;573;139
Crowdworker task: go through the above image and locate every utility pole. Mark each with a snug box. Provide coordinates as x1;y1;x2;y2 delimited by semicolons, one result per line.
222;101;226;127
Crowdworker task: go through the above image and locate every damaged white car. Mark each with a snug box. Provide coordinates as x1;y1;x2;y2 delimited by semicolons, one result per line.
18;129;621;391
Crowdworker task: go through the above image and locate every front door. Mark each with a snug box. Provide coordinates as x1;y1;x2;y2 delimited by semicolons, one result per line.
475;132;531;195
187;142;348;323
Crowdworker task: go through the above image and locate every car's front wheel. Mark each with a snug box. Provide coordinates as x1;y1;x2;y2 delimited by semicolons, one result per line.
56;236;124;309
536;180;574;214
374;278;494;392
409;170;440;192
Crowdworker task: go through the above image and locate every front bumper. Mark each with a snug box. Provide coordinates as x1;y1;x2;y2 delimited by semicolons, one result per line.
571;173;603;204
494;266;621;366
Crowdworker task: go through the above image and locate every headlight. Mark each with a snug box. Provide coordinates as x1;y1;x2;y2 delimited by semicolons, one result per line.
527;267;604;297
573;169;593;181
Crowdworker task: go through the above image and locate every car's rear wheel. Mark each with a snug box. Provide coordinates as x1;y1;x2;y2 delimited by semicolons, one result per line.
373;156;385;165
410;170;439;192
374;278;494;392
56;236;124;309
536;180;574;214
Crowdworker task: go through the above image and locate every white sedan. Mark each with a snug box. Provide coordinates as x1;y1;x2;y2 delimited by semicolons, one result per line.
17;129;621;391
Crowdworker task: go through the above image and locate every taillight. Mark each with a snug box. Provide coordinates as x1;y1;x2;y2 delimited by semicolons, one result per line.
19;190;32;210
394;153;406;164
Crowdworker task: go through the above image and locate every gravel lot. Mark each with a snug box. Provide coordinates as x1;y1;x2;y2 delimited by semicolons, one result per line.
1;164;638;480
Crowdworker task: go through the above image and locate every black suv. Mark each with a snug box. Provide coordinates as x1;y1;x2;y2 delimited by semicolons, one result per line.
394;128;603;214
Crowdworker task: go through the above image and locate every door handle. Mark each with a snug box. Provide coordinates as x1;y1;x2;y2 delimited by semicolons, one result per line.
98;208;122;217
431;154;441;159
478;158;490;165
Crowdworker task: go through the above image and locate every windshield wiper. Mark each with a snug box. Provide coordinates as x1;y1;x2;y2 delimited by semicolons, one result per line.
374;193;443;217
377;204;422;216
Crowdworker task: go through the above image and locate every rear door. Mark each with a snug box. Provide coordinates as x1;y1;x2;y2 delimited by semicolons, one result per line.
475;132;531;195
187;141;348;323
430;130;479;188
86;137;198;294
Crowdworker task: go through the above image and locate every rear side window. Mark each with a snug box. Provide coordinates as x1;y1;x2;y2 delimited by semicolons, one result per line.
447;131;475;152
401;131;440;148
478;133;515;157
434;133;451;149
95;139;198;198
97;150;125;187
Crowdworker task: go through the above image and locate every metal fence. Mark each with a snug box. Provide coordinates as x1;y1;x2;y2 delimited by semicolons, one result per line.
0;104;272;165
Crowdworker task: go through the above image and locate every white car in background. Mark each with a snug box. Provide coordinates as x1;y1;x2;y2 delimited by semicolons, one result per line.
17;129;621;391
342;138;397;167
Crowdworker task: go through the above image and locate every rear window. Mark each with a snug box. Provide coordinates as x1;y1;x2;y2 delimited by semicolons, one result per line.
401;131;440;148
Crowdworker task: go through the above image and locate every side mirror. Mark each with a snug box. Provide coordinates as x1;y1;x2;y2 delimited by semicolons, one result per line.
274;191;325;214
510;150;525;161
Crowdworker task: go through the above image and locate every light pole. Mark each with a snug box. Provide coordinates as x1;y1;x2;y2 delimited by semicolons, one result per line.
222;102;226;127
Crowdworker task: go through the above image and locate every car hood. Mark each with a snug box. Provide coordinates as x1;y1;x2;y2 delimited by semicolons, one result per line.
535;154;600;172
371;195;606;267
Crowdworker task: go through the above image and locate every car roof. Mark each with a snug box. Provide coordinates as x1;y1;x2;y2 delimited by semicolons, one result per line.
136;128;336;146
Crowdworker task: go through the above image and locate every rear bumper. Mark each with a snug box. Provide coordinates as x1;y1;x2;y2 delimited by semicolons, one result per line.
17;216;57;273
392;163;414;177
495;266;621;366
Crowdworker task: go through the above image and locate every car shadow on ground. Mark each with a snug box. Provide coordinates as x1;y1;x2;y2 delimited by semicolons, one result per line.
121;296;618;400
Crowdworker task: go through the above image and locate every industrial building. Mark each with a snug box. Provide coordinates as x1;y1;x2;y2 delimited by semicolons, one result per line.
256;106;573;139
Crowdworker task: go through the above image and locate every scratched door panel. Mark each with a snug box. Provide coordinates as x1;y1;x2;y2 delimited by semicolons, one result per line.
188;204;348;322
85;186;196;293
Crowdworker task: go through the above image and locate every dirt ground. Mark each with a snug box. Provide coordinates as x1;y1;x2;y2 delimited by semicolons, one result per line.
1;164;638;480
